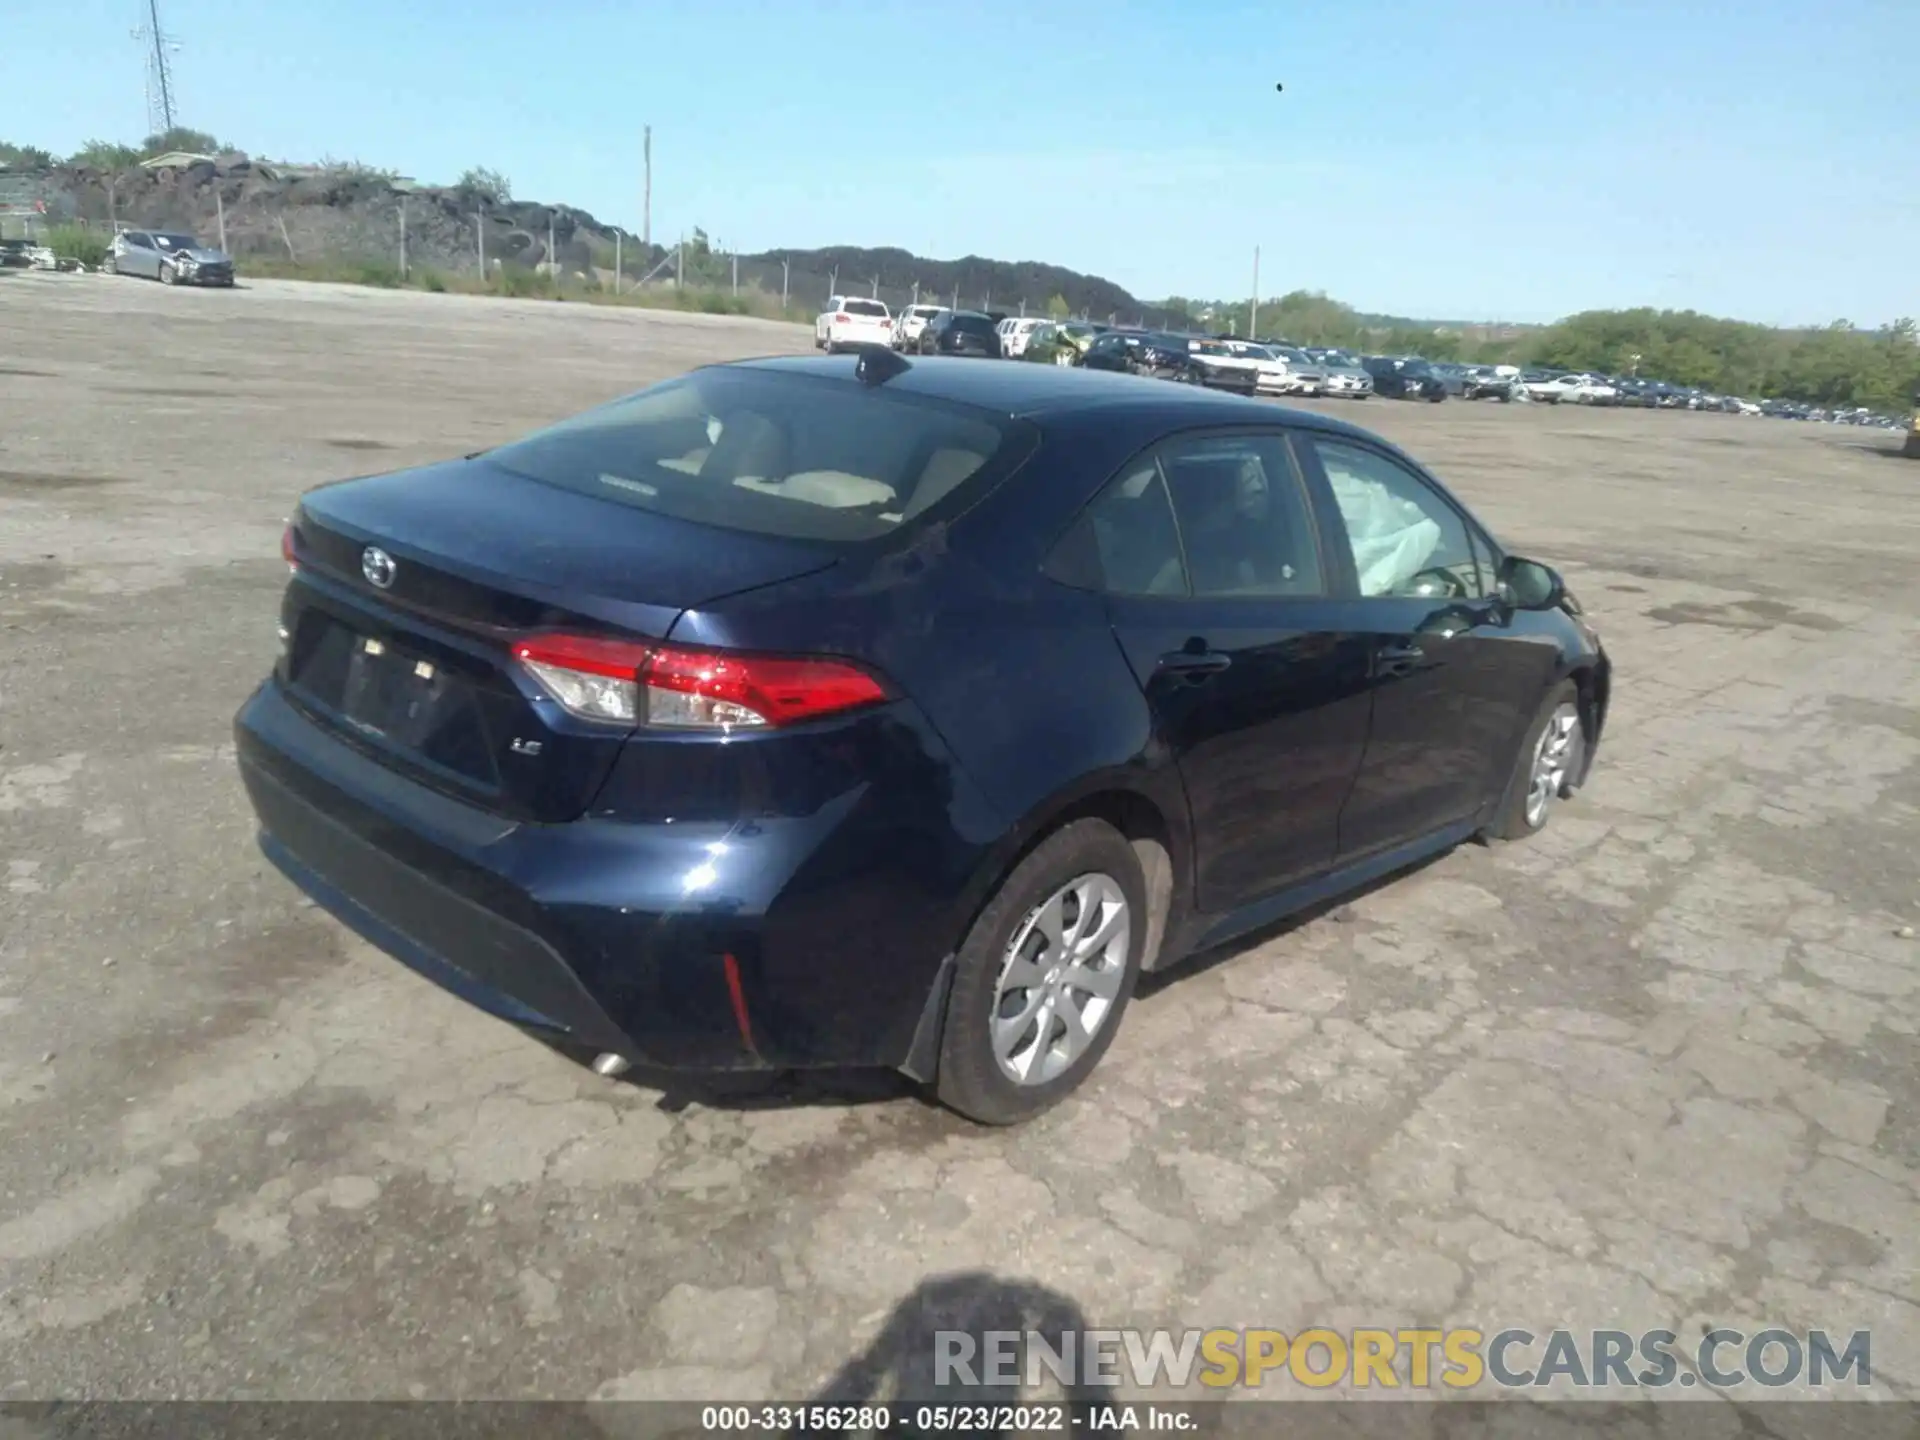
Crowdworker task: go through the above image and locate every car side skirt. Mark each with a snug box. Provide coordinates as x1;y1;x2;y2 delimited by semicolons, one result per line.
1174;816;1482;962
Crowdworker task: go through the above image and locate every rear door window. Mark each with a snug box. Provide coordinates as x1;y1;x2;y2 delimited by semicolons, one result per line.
485;369;1024;544
1078;459;1187;597
1160;435;1324;598
1049;432;1325;599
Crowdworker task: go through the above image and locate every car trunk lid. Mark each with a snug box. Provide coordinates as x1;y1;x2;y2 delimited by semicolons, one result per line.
279;456;839;822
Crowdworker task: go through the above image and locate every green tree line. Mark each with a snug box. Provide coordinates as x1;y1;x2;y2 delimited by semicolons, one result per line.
1;128;228;172
1190;290;1920;410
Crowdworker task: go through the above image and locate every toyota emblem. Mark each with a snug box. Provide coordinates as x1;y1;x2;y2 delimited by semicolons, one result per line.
361;546;397;589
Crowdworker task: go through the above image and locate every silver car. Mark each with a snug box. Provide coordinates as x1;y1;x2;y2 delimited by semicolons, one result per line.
108;229;235;286
1311;349;1375;398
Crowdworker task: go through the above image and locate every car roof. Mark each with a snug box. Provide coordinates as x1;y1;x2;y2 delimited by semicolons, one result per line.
726;354;1385;436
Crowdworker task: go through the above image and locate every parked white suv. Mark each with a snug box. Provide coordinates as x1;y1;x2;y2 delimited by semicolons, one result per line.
815;297;894;353
998;317;1047;360
891;304;945;351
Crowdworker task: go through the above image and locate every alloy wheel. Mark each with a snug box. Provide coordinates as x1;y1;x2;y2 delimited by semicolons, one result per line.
1525;703;1582;828
990;873;1129;1086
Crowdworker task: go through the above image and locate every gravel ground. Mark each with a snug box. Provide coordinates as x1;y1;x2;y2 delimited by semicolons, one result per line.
2;273;1917;1408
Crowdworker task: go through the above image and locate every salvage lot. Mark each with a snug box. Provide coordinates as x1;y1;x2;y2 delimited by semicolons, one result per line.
2;273;1918;1400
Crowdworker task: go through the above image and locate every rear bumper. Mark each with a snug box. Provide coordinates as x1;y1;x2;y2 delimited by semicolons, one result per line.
234;678;973;1072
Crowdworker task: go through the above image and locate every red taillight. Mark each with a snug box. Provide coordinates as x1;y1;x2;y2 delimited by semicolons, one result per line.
513;634;654;725
512;634;886;730
643;644;887;728
281;523;299;572
834;313;850;324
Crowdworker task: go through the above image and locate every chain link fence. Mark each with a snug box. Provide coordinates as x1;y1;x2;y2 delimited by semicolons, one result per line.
1;161;1185;327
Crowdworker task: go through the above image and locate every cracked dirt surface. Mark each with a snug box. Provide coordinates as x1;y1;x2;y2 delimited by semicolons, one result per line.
1;275;1916;1403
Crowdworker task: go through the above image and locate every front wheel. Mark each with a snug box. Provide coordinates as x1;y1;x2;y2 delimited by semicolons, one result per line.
159;262;177;285
936;819;1146;1125
1054;349;1074;367
1484;682;1585;841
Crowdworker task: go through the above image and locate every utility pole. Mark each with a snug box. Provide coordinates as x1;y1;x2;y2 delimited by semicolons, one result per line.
548;213;556;284
642;126;652;257
477;206;486;278
732;253;739;296
397;195;406;280
675;232;684;290
614;230;621;294
781;257;789;309
214;188;226;253
1249;245;1260;340
870;274;878;299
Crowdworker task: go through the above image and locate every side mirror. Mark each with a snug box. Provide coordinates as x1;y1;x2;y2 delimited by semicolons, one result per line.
1500;556;1565;610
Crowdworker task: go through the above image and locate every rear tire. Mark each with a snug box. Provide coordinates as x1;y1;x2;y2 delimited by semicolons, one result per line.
1484;681;1584;841
936;819;1146;1125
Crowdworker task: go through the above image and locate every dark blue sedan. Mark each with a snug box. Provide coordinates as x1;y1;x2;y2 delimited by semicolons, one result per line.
235;351;1609;1124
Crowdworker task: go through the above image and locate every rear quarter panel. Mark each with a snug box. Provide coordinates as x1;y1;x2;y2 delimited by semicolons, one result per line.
669;406;1201;942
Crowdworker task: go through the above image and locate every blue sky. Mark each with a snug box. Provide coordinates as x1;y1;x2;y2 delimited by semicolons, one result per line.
6;0;1913;325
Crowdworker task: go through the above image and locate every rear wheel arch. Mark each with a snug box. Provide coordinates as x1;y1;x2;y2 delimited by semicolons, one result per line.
955;785;1187;974
1569;658;1608;778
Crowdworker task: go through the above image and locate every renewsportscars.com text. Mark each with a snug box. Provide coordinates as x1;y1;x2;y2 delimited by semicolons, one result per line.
934;1327;1873;1391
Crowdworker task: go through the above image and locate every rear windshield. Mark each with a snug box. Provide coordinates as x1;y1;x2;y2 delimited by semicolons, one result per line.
842;299;889;317
484;369;1020;544
950;315;997;336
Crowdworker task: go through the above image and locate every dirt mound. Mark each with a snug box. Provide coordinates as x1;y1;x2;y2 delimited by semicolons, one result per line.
11;157;658;279
2;157;1146;316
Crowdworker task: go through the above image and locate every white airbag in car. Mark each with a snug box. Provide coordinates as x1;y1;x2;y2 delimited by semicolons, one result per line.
1325;469;1443;596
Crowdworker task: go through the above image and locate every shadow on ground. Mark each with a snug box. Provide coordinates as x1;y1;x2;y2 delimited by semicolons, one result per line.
806;1271;1104;1410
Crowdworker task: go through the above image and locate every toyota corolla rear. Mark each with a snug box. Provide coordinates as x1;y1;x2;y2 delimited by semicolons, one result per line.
235;363;1033;1074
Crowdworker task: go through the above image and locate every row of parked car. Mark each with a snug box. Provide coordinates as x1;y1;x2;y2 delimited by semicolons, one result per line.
809;298;1906;426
